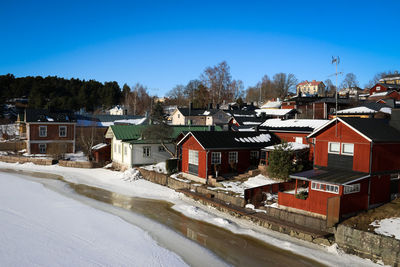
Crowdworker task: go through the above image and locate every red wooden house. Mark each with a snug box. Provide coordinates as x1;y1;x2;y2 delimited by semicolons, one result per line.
259;119;328;161
177;131;279;183
278;116;400;220
20;109;76;154
369;83;400;95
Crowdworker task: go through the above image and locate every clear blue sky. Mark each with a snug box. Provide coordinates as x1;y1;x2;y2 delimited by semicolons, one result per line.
1;0;399;96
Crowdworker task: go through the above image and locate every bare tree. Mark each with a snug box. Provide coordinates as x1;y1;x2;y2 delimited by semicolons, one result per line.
324;79;337;97
166;84;186;106
230;79;245;100
272;73;297;98
76;120;104;161
200;61;232;104
126;83;152;116
366;70;398;88
340;73;359;89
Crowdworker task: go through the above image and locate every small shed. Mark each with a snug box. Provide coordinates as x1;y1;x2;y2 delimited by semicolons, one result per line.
91;143;111;164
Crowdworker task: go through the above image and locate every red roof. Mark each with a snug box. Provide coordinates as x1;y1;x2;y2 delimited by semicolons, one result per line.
297;80;323;86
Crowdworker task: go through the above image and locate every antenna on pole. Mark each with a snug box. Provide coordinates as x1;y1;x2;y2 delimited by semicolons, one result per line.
331;56;340;137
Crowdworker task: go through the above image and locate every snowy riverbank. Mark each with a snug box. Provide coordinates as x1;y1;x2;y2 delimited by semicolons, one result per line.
0;162;382;266
0;171;188;267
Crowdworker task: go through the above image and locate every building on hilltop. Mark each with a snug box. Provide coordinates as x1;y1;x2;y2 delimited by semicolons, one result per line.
379;72;400;85
296;80;325;97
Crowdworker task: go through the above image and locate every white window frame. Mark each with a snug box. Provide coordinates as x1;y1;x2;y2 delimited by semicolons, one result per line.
143;146;151;157
188;150;199;165
311;182;339;194
328;142;340;154
211;152;221;164
344;183;360;194
124;145;128;156
39;143;46;153
228;151;238;163
250;151;259;159
59;126;67;137
295;137;303;144
376;86;381;91
118;144;121;154
114;143;116;153
341;143;354;156
39;126;47;137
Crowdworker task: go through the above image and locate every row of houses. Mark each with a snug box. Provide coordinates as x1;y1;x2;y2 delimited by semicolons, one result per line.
11;100;400;223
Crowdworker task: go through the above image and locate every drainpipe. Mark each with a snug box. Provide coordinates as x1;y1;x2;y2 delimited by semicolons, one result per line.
368;141;373;209
205;150;209;184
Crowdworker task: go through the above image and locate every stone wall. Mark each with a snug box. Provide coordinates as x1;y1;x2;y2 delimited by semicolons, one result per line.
264;205;331;233
138;168;246;207
138;168;168;186
0;155;54;165
335;224;400;266
58;160;101;169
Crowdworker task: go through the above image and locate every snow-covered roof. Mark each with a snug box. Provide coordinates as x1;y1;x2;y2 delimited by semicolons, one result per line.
260;119;328;129
380;107;392;114
114;117;147;125
370;91;390;97
337;106;377;114
263;142;309;151
255;109;293;116
234;133;271;143
92;143;108;150
260;101;282;109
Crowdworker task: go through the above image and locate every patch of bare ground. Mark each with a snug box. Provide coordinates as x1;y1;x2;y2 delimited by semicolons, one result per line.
342;198;400;232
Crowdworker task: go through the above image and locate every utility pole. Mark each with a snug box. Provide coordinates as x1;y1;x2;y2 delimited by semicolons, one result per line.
331;56;340;137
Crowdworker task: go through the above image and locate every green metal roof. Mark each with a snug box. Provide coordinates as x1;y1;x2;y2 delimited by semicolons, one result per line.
110;124;222;142
110;125;148;140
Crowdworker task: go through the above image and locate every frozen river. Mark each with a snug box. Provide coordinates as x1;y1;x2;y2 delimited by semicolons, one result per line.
0;163;380;267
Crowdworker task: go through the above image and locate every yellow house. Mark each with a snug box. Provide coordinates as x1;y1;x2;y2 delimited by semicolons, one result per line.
296;80;325;96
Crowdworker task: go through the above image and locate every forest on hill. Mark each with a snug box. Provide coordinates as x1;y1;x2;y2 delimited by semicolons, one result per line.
0;74;121;112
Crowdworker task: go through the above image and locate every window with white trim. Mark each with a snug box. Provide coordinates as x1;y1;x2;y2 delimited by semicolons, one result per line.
124;146;127;156
188;150;198;165
211;152;221;164
114;144;116;153
39;144;46;153
311;182;339;194
295;137;303;144
39;126;47;137
59;126;67;137
328;142;340;154
342;143;354;155
229;151;238;163
143;146;151;157
344;183;360;194
376;86;381;91
118;144;121;154
250;151;259;159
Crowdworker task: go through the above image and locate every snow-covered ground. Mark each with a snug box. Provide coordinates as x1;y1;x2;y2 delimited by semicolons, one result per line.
64;151;88;162
0;161;382;267
0;171;187;267
371;217;400;240
209;174;282;197
142;162;167;174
